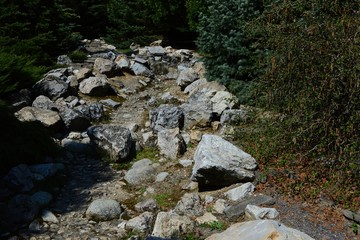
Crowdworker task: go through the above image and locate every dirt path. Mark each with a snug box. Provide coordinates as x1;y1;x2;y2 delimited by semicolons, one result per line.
13;76;357;240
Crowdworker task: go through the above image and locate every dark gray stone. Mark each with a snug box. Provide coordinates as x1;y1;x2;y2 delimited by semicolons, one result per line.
174;193;204;217
4;164;34;192
176;67;198;90
57;55;72;65
87;124;133;162
343;209;360;224
131;62;153;77
220;109;249;125
93;58;120;77
59;107;90;131
33;75;70;100
99;99;121;108
224;194;275;221
29;163;65;181
148;46;165;56
31;191;53;208
4;194;40;229
135;198;158;212
149;104;184;131
32;95;58;111
75;103;104;121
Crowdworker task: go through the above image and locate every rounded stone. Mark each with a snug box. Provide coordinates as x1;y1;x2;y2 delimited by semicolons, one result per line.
86;199;122;221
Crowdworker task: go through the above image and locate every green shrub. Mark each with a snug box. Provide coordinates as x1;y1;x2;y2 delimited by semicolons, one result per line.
0;51;47;97
236;0;360;207
196;0;263;104
68;50;88;63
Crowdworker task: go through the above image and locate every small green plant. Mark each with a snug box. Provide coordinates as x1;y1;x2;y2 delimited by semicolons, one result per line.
208;221;225;231
154;193;172;207
185;234;197;240
111;162;132;171
352;223;358;235
136;147;159;161
68;50;88;62
201;221;226;231
206;206;214;213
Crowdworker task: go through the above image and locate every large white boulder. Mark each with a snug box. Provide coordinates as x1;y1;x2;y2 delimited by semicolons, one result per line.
191;134;257;189
206;220;315;240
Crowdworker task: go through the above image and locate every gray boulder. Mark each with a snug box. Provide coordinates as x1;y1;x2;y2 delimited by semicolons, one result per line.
57;55;72;65
115;55;130;69
225;183;255;202
99;98;121;108
181;100;213;129
29;163;65;181
343;209;360;224
32;95;58;111
126;212;154;233
75;103;104;121
183;78;207;94
59;107;90;131
210;91;236;115
174;193;204;217
4;194;40;229
33;75;69;100
44;67;70;79
135;198;158;212
220;109;249;125
124;159;156;185
87;124;133;162
206;220;314;240
79;75;115;96
191;134;257;189
148;46;165;56
4;164;34;192
152;211;195;238
224;194;275;220
15;106;62;131
93;57;119;77
245;205;279;220
150;61;171;75
176;67;198;90
86;198;122;221
41;210;59;224
131;62;153;77
149;104;184;131
73;67;92;82
61;138;93;154
31;191;53;208
188;81;226;98
157;128;186;160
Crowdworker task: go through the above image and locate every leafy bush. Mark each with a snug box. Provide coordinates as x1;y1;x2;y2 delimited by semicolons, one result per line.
196;0;263;104
0;51;47;97
68;50;88;62
236;0;360;206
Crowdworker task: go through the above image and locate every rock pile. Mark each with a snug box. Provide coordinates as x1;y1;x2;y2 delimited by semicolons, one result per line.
0;39;326;239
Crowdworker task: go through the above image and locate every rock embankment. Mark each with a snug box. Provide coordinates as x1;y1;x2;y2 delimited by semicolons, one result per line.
0;39;353;240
